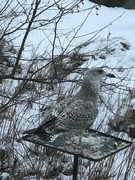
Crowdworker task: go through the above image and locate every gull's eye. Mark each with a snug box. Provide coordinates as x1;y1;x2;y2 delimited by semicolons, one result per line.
98;69;104;73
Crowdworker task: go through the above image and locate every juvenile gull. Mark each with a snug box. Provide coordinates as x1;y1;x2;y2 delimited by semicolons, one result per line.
23;67;115;135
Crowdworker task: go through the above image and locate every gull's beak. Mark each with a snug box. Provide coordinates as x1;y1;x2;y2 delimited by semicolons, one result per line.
106;73;115;78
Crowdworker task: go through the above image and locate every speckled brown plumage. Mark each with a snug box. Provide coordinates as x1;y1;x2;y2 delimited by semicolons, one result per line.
23;67;115;135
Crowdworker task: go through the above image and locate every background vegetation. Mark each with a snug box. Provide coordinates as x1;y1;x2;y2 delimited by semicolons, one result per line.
0;0;134;179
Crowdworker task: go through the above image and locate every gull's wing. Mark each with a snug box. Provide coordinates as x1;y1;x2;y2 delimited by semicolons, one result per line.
23;97;75;134
23;98;98;134
54;99;98;131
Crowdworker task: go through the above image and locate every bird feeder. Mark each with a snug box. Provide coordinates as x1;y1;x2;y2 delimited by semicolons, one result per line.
23;129;132;180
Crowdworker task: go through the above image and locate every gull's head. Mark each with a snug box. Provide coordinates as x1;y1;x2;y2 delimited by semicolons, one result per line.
85;67;115;81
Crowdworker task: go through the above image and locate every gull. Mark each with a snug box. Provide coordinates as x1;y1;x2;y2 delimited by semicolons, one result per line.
23;67;115;135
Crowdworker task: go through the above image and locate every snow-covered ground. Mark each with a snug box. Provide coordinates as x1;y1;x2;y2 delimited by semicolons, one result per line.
0;0;135;179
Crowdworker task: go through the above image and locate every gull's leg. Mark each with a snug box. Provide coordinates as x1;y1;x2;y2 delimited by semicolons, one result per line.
79;131;83;154
63;133;66;150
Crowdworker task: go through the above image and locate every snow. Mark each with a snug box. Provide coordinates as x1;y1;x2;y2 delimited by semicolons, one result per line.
1;0;135;179
9;1;135;57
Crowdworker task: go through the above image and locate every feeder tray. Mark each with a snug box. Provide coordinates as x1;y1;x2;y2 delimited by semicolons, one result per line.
22;129;132;161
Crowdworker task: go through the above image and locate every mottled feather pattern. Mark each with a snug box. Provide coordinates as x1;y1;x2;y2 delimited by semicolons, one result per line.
23;67;115;135
55;99;98;130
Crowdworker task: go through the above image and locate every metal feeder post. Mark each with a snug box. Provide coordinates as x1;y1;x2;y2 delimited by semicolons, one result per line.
73;155;79;180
